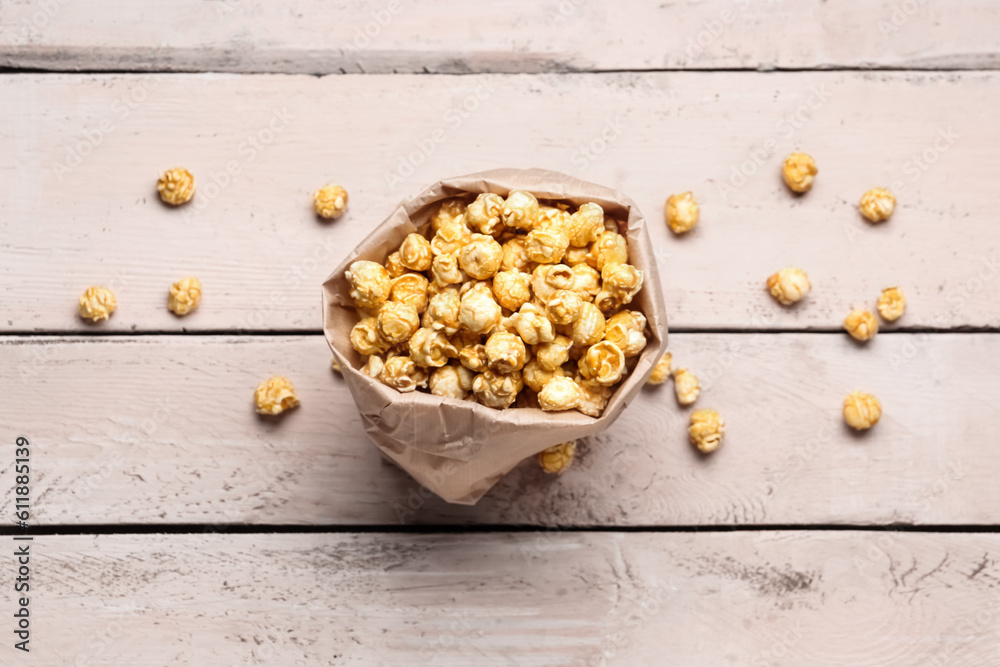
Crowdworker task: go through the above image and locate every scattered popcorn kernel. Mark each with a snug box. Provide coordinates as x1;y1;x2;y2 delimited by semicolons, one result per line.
860;187;896;223
843;391;882;431
538;376;583;412
531;264;575;302
458;343;490;373
473;369;524;408
782;152;817;193
350;317;391;356
330;358;342;373
589;231;629;271
485;331;527;373
647;352;672;385
538;441;576;474
422;288;462;336
566;203;605;247
157;167;195;206
526;224;571;264
379;355;428;393
168;276;202;316
431;218;472;257
545;289;584;326
535;335;573;371
361;355;385;379
385;251;407;278
389;273;430;314
500;236;533;272
78;286;117;322
602;262;644;306
665;191;699;234
466;193;505;236
254;376;300;415
492;270;532;312
504;302;556;345
673;368;700;406
459;233;503;280
377;301;421;344
877;287;906;322
408;327;459;368
604;310;647;357
844;309;878;342
767;267;812;306
459;282;503;334
429;363;475;399
563;246;590;267
570;302;606;347
689;409;724;453
501;190;540;231
522;359;567;393
429;199;467;233
593;289;622;316
430;251;467;287
570;264;602;300
579;341;626;386
313;183;348;219
576;377;612;417
399;233;434;272
345;260;392;310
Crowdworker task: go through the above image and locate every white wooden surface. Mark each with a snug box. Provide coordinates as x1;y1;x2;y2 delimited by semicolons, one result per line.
2;0;1000;73
2;71;998;332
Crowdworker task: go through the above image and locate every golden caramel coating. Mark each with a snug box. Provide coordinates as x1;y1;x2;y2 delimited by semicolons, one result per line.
526;224;570;264
377;301;421;344
589;231;629;271
673;368;700;406
458;234;504;280
459;282;502;334
504;302;556;345
254;376;300;415
844;309;878;342
647;352;672;385
665;191;699;234
168;277;202;316
458;343;490;373
430;251;467;287
157;167;195;206
522;359;567;393
538;441;576;473
492;270;532;312
361;355;385;379
766;267;812;306
843;391;882;431
535;335;573;371
570;302;606;347
575;377;612;417
313;184;348;219
531;263;575;302
350;316;391;356
385;251;407;278
877;287;906;322
399;233;434;272
566;202;605;247
860;187;896;223
485;331;527;374
389;273;429;314
689;409;724;453
379;355;428;393
408;327;459;368
604;310;647;357
593;289;622;316
429;363;475;399
501;190;540;231
330;358;342;373
429;199;467;233
570;264;602;300
500;236;533;273
579;341;626;386
422;287;462;336
430;218;472;257
538;376;583;412
472;369;524;409
545;289;584;326
466;193;505;236
78;286;117;322
563;246;590;267
345;260;392;310
601;262;644;306
782;153;817;193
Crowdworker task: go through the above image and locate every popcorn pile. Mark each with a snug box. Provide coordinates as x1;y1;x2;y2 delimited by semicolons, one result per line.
343;192;648;416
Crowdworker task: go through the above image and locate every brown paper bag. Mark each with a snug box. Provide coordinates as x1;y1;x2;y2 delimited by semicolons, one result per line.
322;168;668;504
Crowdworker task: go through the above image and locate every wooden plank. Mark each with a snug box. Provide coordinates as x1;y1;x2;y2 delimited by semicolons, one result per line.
3;332;998;527
25;531;1000;664
1;71;998;332
2;0;1000;73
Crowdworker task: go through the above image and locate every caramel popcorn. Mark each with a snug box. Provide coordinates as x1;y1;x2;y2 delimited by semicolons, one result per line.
459;343;490;373
665;191;699;235
492;270;532;312
566;203;605;247
647;352;672;385
844;309;878;342
579;341;626;386
767;267;811;306
545;289;584;326
472;369;524;408
389;273;429;314
538;441;576;474
531;264;575;302
408;327;459;368
429;363;475;399
399;233;434;272
431;218;472;257
459;282;502;334
485;331;527;374
157;167;195;206
504;302;555;345
563;246;590;267
601;262;644;307
254;376;300;415
570;264;602;300
167;277;202;316
361;355;385;379
535;335;573;371
500;236;533;272
522;359;567;393
538;205;571;230
379;355;428;392
782;153;817;193
673;368;700;406
603;310;647;357
877;287;906;322
689;409;724;453
385;252;407;278
576;377;612;417
429;199;466;232
345;260;392;310
331;358;342;373
78;286;117;322
459;234;503;280
538;376;583;412
843;391;882;431
570;302;606;347
589;231;629;271
430;252;466;287
466;193;505;236
313;184;348;219
501;190;540;231
525;225;570;264
859;187;896;223
422;288;462;335
351;317;391;356
377;301;421;344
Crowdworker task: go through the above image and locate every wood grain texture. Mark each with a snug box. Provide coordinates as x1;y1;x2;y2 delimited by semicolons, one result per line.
27;531;1000;665
2;0;1000;73
1;71;998;332
3;333;997;527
